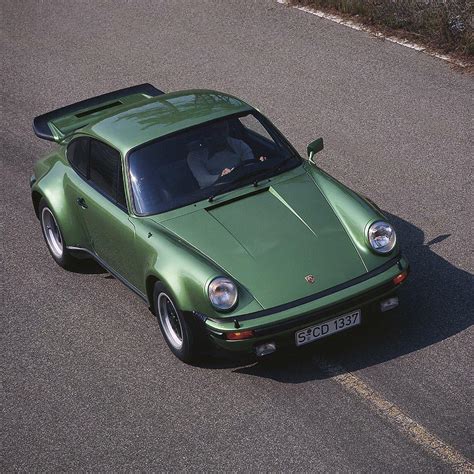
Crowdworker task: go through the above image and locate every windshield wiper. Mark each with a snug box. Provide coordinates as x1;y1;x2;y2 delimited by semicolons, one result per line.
208;157;297;202
207;169;267;202
253;156;295;187
208;181;238;202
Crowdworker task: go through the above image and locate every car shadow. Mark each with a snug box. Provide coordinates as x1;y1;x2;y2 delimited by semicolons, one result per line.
68;258;107;275
205;212;473;380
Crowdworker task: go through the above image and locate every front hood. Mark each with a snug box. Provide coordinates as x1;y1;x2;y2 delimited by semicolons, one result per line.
157;171;367;309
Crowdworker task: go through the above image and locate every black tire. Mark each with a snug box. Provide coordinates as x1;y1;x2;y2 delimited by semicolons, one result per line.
38;198;78;270
153;282;200;363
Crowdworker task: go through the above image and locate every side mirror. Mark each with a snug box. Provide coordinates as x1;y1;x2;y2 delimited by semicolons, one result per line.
307;138;324;164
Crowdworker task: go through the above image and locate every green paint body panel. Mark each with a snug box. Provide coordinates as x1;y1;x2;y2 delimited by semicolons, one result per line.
31;88;408;356
86;90;252;154
158;168;370;309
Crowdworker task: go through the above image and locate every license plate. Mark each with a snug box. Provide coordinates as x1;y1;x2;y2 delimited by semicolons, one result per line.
295;310;361;347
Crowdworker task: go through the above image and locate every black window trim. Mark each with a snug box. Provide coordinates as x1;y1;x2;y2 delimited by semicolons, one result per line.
66;136;129;213
66;136;89;179
125;110;303;217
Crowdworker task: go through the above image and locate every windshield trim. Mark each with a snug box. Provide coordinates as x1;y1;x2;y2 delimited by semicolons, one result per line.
125;111;303;217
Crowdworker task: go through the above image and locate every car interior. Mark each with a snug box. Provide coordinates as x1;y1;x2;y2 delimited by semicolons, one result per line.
130;116;282;213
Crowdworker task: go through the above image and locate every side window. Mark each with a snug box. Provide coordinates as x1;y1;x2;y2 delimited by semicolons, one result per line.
89;140;126;209
67;138;89;177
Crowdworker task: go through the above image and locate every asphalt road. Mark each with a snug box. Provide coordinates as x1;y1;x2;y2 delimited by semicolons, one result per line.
2;0;473;471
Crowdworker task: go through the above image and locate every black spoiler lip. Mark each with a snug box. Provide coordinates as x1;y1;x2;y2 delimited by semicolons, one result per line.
32;83;165;141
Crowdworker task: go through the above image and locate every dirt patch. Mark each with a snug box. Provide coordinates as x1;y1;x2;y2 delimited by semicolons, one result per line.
287;0;473;69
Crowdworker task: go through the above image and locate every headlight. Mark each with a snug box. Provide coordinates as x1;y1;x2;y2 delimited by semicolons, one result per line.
368;221;396;254
208;277;238;311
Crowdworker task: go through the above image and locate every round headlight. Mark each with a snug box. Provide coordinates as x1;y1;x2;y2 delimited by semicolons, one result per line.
368;221;396;253
208;277;238;311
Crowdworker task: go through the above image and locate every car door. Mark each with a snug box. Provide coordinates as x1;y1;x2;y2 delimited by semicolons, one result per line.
72;138;140;290
64;137;93;249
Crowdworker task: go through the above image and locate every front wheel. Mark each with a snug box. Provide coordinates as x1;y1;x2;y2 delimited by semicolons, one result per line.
39;198;78;270
153;282;200;363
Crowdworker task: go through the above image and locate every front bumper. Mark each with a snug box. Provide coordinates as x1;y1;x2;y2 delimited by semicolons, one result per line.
203;255;409;355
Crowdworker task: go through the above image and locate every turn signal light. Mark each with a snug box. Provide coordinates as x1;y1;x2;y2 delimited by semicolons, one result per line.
392;271;408;285
226;330;255;340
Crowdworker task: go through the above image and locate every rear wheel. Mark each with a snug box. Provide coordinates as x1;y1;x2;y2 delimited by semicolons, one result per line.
153;282;200;363
39;198;78;270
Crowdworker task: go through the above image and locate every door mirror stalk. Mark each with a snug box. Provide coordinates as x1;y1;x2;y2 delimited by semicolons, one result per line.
307;138;324;164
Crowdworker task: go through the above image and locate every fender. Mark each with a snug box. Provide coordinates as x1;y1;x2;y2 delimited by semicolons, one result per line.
134;218;262;317
304;163;400;271
32;151;89;249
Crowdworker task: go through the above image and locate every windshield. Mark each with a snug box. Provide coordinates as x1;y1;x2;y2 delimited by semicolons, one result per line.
128;112;301;215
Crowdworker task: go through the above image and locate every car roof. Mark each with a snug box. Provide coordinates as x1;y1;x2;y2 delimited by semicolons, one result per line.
82;89;254;154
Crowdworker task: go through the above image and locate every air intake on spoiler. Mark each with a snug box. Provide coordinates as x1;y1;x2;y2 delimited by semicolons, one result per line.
33;83;164;142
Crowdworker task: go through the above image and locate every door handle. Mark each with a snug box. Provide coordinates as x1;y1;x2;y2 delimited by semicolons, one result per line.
76;197;88;209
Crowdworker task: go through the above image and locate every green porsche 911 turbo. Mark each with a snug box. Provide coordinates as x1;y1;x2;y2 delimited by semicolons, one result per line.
31;83;409;363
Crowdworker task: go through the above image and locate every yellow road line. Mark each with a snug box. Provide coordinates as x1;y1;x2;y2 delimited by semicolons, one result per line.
315;359;474;473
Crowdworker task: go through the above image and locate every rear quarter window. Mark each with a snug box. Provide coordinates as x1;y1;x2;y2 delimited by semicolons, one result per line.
89;139;122;202
67;137;89;177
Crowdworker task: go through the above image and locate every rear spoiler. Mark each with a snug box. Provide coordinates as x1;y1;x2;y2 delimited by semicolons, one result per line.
33;83;164;142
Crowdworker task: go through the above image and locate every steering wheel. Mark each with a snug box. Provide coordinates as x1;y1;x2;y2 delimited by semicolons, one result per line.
214;159;262;185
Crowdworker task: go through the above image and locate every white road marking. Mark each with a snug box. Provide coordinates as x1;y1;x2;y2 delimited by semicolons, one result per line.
276;0;469;68
276;0;471;467
314;358;474;472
